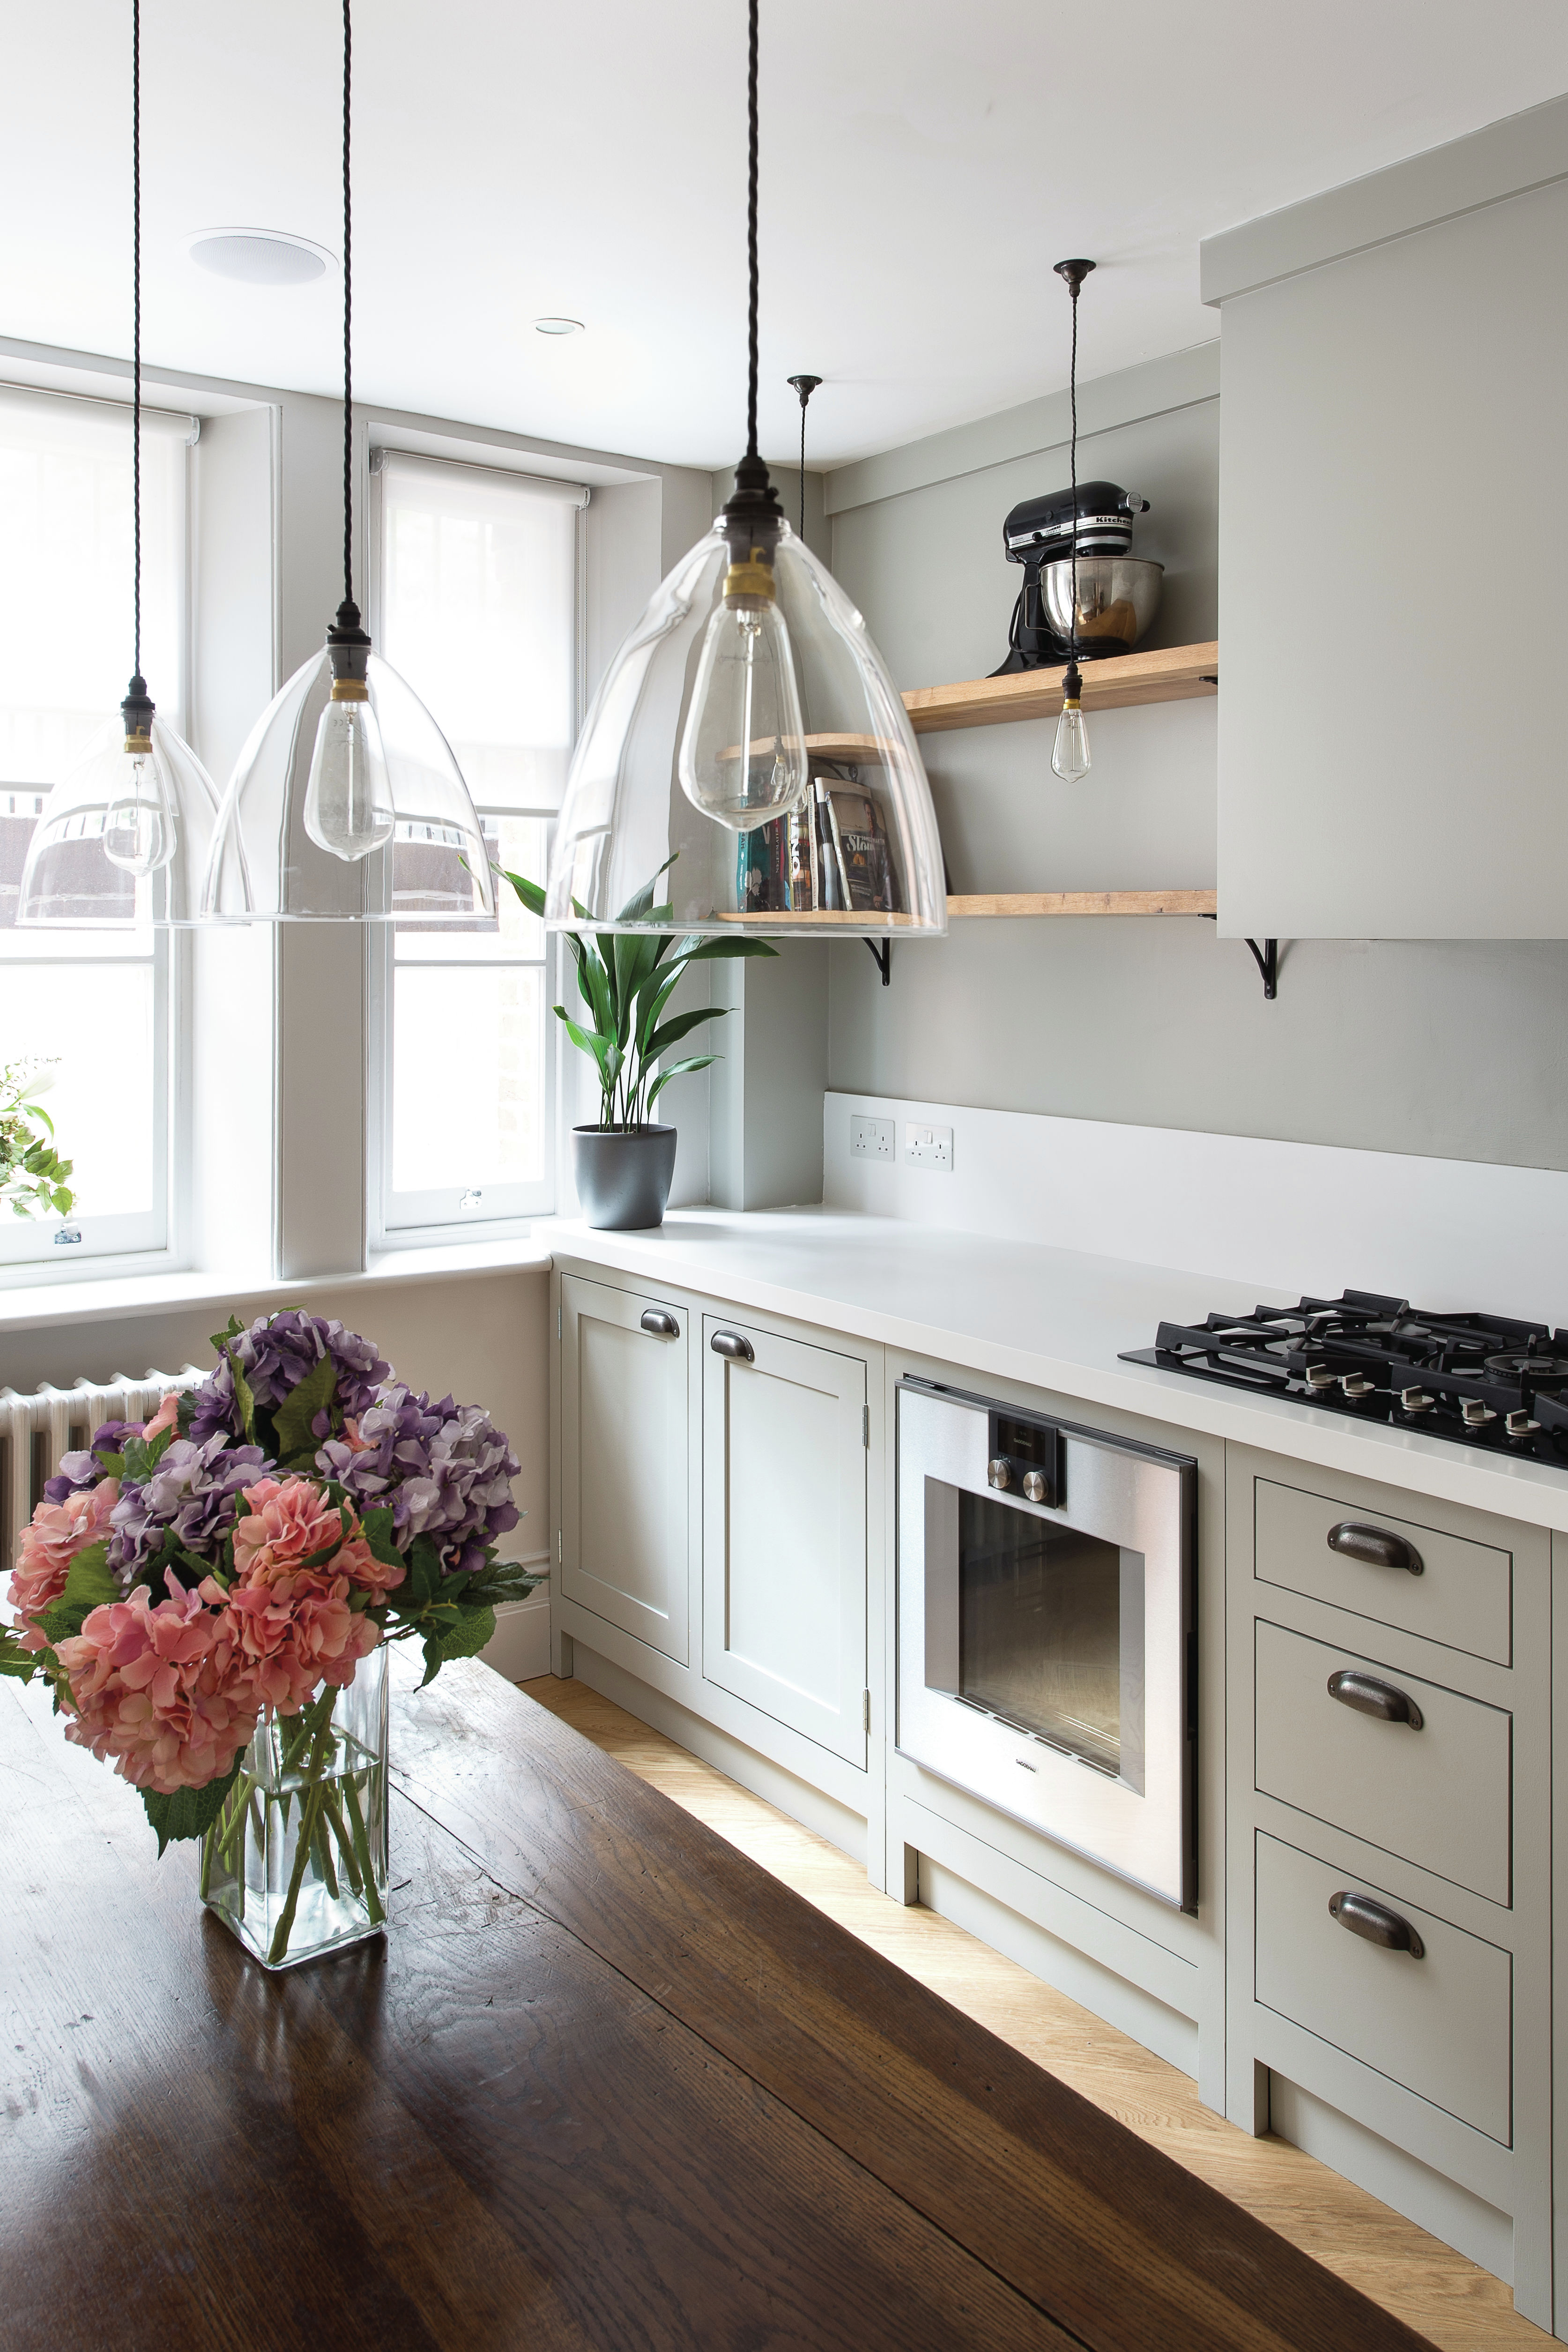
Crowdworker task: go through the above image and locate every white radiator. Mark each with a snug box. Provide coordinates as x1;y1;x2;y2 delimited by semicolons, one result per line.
0;1366;205;1576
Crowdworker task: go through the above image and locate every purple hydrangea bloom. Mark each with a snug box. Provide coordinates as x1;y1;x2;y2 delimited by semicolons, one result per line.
108;1433;271;1592
42;1420;148;1505
318;1383;520;1578
188;1312;393;1445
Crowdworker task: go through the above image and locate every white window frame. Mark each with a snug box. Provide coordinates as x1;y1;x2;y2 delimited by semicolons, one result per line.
0;386;194;1282
365;442;582;1247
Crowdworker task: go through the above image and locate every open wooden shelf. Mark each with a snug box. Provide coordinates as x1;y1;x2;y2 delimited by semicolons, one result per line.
717;892;1214;924
903;640;1219;735
720;642;1220;768
947;889;1216;919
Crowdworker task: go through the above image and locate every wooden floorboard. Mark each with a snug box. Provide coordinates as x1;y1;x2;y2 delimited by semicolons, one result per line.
521;1674;1549;2352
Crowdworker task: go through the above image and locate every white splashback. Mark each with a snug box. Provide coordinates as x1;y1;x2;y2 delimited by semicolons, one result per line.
823;1093;1568;1326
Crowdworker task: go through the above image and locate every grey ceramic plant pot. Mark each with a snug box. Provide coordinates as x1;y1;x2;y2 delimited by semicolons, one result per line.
572;1124;679;1230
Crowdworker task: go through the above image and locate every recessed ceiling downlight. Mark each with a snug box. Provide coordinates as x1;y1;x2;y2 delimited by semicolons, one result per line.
187;229;334;286
534;316;584;335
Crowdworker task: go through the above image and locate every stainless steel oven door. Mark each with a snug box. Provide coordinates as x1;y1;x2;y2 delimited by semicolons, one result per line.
897;1378;1196;1911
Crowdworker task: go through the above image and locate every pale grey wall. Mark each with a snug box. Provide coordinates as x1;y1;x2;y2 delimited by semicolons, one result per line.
823;361;1568;1173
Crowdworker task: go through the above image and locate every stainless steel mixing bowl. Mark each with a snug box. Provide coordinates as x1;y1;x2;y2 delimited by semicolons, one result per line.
1039;556;1163;656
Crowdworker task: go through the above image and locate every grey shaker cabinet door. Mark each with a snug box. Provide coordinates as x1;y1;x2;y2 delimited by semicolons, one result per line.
560;1274;690;1666
702;1314;868;1769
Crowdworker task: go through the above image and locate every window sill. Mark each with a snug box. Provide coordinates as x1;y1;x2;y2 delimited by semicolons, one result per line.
0;1236;554;1336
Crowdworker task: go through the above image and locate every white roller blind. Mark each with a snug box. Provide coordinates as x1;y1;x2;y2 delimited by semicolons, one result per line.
0;383;193;785
375;448;583;811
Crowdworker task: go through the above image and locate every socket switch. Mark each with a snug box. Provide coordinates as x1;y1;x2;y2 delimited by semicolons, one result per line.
850;1113;896;1162
905;1121;954;1171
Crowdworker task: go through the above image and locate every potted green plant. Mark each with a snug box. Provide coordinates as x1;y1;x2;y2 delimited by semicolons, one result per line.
498;856;776;1230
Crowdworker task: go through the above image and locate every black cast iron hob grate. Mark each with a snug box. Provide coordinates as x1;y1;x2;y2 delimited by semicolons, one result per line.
1120;1288;1568;1466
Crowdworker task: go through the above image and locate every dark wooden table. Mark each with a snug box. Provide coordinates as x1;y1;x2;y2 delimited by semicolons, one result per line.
1;1655;1428;2351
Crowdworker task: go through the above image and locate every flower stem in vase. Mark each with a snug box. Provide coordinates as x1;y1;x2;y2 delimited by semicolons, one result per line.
342;1765;386;1926
320;1792;365;1895
266;1709;337;1965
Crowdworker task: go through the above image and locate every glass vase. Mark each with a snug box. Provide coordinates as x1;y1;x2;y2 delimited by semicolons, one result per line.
200;1646;390;1969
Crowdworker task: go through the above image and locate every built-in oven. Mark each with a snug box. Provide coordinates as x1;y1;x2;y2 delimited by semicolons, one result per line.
897;1378;1197;1911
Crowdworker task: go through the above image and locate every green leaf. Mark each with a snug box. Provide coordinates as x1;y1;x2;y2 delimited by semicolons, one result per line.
0;1626;40;1681
644;1004;727;1063
33;1539;118;1648
139;1752;245;1857
361;1505;405;1572
615;852;678;926
209;1313;244;1354
406;1533;445;1607
271;1350;338;1463
671;934;780;965
647;1056;719;1109
418;1601;498;1687
223;1344;258;1446
119;1420;178;1486
495;865;546;918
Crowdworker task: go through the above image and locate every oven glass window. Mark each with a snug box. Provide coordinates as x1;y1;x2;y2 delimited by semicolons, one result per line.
955;1494;1138;1778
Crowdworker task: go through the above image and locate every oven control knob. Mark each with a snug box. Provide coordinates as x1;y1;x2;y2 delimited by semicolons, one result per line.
987;1458;1012;1491
1021;1470;1048;1503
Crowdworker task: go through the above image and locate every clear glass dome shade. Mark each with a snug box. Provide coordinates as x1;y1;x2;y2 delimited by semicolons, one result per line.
203;648;496;923
545;519;947;937
15;711;221;928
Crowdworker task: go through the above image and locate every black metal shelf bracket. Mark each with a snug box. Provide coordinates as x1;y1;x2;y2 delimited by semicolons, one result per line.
1245;937;1279;1000
864;938;892;987
1198;913;1280;999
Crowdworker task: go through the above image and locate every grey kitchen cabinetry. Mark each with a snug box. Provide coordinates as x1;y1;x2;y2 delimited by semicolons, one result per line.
558;1272;691;1665
701;1312;868;1770
551;1258;881;1867
1226;1444;1551;2329
1207;125;1568;938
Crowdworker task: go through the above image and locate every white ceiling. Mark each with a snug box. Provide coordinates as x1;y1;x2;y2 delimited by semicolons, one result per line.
5;0;1566;471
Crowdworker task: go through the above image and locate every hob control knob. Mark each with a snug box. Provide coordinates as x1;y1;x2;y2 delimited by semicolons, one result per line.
1306;1365;1336;1391
1460;1397;1497;1428
1021;1470;1048;1503
1400;1386;1434;1414
1506;1409;1541;1437
987;1458;1012;1491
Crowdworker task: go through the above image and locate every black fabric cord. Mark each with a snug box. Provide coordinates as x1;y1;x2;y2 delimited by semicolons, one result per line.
798;397;806;537
132;0;141;683
746;0;759;461
342;0;354;608
1068;276;1078;668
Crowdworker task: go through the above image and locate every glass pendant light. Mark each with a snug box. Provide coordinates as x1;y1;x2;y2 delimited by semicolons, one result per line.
1050;257;1095;786
543;0;946;942
17;0;220;929
201;0;493;925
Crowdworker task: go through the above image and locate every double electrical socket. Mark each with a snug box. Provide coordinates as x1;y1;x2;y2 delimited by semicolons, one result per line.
904;1121;954;1171
849;1113;896;1162
848;1113;953;1171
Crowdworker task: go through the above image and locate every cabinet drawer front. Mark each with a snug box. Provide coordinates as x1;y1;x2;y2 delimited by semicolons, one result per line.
1255;1477;1512;1664
1254;1621;1511;1903
702;1316;867;1767
1254;1834;1511;2143
561;1276;690;1665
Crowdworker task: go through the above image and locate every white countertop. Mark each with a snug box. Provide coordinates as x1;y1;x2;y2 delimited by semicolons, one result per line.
538;1206;1568;1537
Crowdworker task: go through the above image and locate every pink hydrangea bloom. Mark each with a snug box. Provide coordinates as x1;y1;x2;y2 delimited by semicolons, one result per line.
232;1475;404;1600
55;1580;260;1795
222;1475;401;1716
142;1392;180;1441
7;1477;121;1654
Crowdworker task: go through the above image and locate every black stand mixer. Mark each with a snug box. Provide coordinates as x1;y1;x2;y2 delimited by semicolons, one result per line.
990;480;1152;675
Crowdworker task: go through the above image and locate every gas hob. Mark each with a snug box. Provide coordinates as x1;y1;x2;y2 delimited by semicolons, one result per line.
1121;1289;1568;1466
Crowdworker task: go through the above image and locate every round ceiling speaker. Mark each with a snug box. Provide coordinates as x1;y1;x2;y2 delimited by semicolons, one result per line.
186;229;335;286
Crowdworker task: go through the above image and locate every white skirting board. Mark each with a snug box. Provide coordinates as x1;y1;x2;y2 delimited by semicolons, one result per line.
824;1092;1568;1325
480;1590;552;1682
